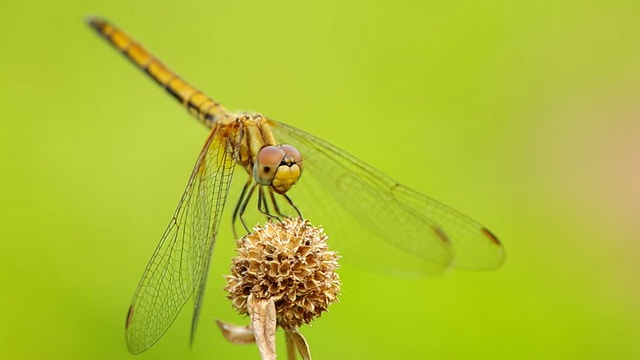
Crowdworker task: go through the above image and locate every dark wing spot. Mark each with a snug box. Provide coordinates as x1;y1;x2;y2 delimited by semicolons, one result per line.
433;227;450;244
125;305;134;329
263;166;271;173
481;227;502;246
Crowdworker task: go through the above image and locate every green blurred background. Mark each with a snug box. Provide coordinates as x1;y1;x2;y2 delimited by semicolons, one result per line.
2;0;639;359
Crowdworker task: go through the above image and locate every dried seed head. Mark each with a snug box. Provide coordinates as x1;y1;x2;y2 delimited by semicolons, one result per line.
225;217;341;330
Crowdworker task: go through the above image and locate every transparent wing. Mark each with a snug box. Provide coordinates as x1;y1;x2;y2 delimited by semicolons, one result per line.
125;124;240;354
268;119;504;276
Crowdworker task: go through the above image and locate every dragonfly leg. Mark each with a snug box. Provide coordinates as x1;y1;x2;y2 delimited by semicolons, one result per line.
268;188;289;219
238;183;258;233
232;176;253;238
282;193;303;219
257;187;280;223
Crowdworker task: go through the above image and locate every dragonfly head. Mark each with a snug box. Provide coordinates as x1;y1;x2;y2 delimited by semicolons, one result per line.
253;144;303;194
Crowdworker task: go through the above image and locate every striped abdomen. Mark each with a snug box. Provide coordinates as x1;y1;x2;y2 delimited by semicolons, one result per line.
86;17;226;128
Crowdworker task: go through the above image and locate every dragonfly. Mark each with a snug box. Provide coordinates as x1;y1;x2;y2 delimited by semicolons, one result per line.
86;16;505;355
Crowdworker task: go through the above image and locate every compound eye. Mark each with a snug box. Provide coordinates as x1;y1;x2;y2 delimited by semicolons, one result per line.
254;146;285;185
281;144;302;163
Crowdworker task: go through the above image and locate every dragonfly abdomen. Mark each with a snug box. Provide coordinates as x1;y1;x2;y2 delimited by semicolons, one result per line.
86;17;226;129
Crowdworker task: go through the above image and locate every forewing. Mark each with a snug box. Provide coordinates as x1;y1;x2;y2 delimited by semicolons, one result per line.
268;119;504;276
125;124;239;354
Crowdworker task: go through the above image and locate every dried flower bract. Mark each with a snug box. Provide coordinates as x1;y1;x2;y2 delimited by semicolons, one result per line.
225;217;340;330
